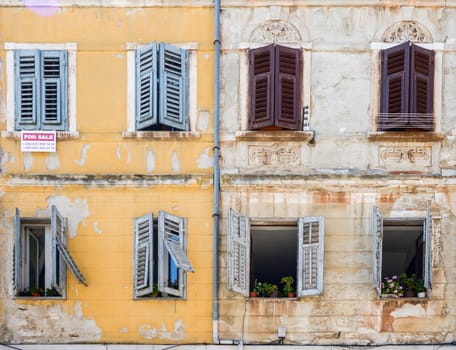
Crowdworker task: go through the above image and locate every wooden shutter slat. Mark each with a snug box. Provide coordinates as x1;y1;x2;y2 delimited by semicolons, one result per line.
134;213;154;297
51;205;67;295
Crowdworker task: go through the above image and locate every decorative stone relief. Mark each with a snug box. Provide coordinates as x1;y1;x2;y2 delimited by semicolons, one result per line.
382;21;432;43
248;144;300;166
432;216;442;267
378;146;431;167
250;20;301;43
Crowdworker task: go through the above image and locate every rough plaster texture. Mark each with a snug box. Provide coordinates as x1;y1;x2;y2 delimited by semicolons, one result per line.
46;195;89;238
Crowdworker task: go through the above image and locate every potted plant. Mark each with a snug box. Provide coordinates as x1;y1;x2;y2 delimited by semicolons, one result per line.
415;277;426;298
281;276;295;297
250;279;260;297
399;273;417;297
254;281;278;297
381;275;404;298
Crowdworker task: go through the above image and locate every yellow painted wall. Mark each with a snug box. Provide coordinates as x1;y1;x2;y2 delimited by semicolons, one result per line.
0;4;214;344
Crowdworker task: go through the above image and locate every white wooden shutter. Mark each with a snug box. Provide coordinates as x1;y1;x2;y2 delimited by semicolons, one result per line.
134;213;154;297
298;216;324;296
372;206;383;295
424;208;432;289
41;51;67;130
227;208;250;296
15;50;39;130
14;208;21;292
136;42;158;130
159;43;189;130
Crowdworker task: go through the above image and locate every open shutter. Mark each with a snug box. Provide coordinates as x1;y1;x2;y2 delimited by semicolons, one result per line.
136;42;158;130
379;41;410;131
159;43;189;130
298;216;324;296
134;213;154;297
13;208;21;292
15;50;39;130
424;208;432;289
158;211;190;297
372;206;383;295
51;205;67;295
248;45;275;130
410;44;434;131
275;45;301;130
227;208;250;296
41;51;68;130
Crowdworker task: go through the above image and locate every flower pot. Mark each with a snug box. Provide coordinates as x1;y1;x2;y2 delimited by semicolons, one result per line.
404;290;416;297
287;292;296;298
249;291;257;298
417;291;426;298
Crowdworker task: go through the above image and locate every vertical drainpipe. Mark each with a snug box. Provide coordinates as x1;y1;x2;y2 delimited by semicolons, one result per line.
212;0;221;344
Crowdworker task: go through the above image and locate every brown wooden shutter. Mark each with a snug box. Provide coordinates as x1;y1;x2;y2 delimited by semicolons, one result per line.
248;45;275;130
275;45;302;130
410;44;434;131
379;41;410;131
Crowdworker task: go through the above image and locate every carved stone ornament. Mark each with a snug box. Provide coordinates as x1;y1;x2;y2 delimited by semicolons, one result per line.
379;146;431;166
382;21;432;43
250;21;301;43
248;144;300;166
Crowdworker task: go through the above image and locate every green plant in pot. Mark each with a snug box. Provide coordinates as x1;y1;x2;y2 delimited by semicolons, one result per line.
399;273;416;297
415;277;426;297
281;276;295;297
254;281;278;297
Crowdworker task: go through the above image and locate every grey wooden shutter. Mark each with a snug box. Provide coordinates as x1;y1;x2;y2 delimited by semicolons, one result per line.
134;213;154;297
41;51;68;130
248;45;275;130
372;206;383;295
14;208;21;292
275;45;302;130
298;216;324;296
51;205;67;295
159;43;189;130
410;44;434;131
379;41;410;131
136;42;158;130
15;50;39;130
424;208;432;289
227;208;250;296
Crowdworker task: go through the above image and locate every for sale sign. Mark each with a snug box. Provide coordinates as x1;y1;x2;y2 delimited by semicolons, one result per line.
21;131;56;152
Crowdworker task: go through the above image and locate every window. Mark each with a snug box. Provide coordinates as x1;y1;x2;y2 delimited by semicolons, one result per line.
248;45;302;131
14;206;87;298
14;50;68;131
135;42;189;131
372;207;432;295
133;210;194;299
378;41;434;131
227;208;324;297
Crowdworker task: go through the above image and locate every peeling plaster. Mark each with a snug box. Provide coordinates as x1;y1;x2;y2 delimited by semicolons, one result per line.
45;152;60;170
139;320;184;340
3;300;101;343
1;151;13;173
116;144;132;164
197;110;210;132
172;150;180;172
75;144;91;166
197;147;212;169
46;196;89;238
93;221;102;234
390;303;426;318
23;152;33;171
146;147;155;173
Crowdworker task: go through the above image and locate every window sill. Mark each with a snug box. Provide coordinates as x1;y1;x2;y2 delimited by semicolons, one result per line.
122;131;201;140
235;130;314;142
2;131;80;140
367;131;445;142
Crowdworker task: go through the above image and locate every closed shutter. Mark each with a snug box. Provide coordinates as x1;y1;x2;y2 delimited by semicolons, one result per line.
275;45;301;130
51;205;67;295
424;208;432;289
372;207;383;295
248;45;275;130
298;216;324;296
15;50;39;130
227;208;250;296
41;51;67;130
410;45;434;131
134;213;154;297
14;208;21;292
379;41;410;130
136;42;158;130
159;43;189;130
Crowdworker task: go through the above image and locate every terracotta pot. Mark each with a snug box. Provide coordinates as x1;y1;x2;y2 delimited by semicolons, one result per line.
404;290;416;297
249;291;257;297
287;292;296;298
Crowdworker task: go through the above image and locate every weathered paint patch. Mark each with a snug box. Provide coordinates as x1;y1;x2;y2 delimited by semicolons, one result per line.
2;300;101;343
390;303;426;318
172;150;180;172
23;152;33;171
116;144;131;164
197;147;212;169
139;320;184;340
75;144;91;166
45;152;60;170
1;151;13;173
93;221;102;234
146;147;155;173
197;110;210;132
46;196;89;238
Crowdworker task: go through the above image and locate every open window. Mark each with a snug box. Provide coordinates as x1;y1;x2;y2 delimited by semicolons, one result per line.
133;210;194;299
373;207;432;296
227;208;324;297
14;205;87;298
